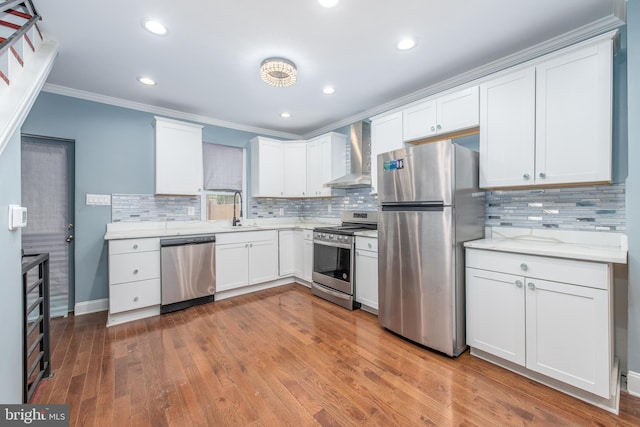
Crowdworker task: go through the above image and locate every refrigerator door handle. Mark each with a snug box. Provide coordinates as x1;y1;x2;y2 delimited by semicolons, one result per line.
381;203;445;212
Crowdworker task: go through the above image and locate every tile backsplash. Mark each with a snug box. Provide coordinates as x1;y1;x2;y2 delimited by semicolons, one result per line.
112;194;201;222
485;183;625;232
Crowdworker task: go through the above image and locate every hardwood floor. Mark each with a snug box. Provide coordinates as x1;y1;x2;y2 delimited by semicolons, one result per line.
33;283;640;426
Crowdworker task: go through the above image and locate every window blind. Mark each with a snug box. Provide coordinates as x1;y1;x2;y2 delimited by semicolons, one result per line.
203;143;243;191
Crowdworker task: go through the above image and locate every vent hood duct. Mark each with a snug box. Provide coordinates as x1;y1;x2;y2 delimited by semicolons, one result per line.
325;121;372;188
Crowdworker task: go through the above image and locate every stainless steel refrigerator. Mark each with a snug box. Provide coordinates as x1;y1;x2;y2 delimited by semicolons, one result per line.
377;140;484;356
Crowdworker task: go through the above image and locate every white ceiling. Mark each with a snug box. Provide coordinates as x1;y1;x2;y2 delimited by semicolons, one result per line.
35;0;624;138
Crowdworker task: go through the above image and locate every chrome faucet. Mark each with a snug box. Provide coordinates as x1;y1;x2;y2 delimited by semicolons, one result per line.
232;191;243;226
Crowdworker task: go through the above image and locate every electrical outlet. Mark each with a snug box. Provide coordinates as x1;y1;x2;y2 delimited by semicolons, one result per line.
279;208;284;215
327;204;332;213
188;207;195;216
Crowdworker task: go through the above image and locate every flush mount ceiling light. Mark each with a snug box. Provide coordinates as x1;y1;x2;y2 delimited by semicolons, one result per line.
280;112;291;118
397;37;417;51
143;20;167;35
319;0;339;7
260;57;297;87
322;86;335;95
137;76;157;86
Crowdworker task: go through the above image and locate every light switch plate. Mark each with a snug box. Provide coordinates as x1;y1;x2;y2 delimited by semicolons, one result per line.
86;194;111;206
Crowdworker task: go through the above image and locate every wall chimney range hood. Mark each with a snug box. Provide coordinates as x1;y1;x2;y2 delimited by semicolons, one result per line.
325;121;372;188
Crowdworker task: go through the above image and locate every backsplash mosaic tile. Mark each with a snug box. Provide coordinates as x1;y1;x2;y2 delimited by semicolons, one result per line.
485;183;625;232
112;194;201;222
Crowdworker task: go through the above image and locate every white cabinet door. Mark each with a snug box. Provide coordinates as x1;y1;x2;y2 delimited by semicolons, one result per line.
466;268;526;366
215;243;249;291
279;230;295;277
371;112;403;194
251;138;284;197
535;39;612;185
402;100;437;141
293;230;304;278
355;249;378;310
437;86;479;134
479;68;536;188
525;278;610;398
154;117;203;195
302;238;313;282
306;139;323;197
283;142;307;197
248;240;278;285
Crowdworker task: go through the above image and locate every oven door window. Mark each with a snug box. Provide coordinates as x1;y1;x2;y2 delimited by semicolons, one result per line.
314;243;351;282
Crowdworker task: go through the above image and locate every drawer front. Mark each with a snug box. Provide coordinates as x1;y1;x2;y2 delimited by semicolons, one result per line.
216;230;277;245
109;278;161;314
109;251;160;285
356;237;378;252
466;249;609;290
110;238;160;255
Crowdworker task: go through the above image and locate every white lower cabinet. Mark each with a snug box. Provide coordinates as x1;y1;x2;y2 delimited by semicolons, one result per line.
355;236;378;312
108;238;161;325
216;231;278;292
293;229;313;283
466;248;612;399
279;230;295;277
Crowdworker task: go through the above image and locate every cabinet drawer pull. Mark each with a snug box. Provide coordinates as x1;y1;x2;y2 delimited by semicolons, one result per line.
430;125;436;132
133;269;139;275
539;172;546;179
133;296;139;302
515;280;523;288
436;124;442;130
520;263;528;271
133;244;139;250
368;243;372;249
523;173;530;180
527;282;536;290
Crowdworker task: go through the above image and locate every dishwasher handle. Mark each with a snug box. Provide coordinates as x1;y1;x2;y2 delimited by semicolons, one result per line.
160;235;216;247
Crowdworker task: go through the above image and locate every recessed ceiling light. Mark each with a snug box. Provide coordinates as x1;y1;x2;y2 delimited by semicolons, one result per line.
322;87;335;95
319;0;339;7
137;76;157;86
143;20;167;35
280;112;291;118
397;37;417;51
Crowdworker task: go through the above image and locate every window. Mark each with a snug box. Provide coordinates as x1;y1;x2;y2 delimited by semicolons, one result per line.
202;143;245;221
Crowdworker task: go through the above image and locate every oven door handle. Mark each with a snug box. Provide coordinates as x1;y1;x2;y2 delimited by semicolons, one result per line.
313;240;352;250
312;282;351;301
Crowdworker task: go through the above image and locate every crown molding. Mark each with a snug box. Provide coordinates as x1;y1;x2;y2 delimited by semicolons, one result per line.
303;8;625;139
41;83;304;140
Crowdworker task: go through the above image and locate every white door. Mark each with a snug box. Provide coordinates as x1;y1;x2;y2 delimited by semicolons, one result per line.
525;278;610;398
248;240;278;284
371;112;403;194
535;39;613;185
437;86;479;134
215;243;249;291
479;68;536;188
283;143;307;197
355;249;378;310
21;136;75;318
466;268;526;366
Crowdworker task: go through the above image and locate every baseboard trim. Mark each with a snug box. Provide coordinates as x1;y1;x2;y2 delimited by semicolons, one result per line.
74;298;109;315
627;370;640;397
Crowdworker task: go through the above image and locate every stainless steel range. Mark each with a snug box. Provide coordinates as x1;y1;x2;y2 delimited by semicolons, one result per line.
312;211;377;310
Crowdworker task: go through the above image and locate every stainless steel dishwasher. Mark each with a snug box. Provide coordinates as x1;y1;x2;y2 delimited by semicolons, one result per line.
160;234;216;314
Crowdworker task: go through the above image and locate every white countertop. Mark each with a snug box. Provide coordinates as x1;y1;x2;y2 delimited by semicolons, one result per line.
104;217;340;240
464;227;627;264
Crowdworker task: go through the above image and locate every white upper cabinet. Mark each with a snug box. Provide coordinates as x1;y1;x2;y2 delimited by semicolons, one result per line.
154;117;203;195
306;132;347;197
403;86;479;142
479;34;613;188
371;112;403;194
283;142;307;197
250;137;284;197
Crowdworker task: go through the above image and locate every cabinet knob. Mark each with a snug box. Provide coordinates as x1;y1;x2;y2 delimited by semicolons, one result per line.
430;126;436;132
520;263;528;271
133;244;138;250
527;282;536;290
245;243;249;248
133;296;139;302
515;280;523;288
523;173;530;180
539;172;546;179
133;269;139;274
436;124;442;130
368;243;372;249
249;243;253;248
356;251;359;256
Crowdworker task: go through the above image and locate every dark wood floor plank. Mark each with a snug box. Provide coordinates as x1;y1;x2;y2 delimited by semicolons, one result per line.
32;284;640;427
